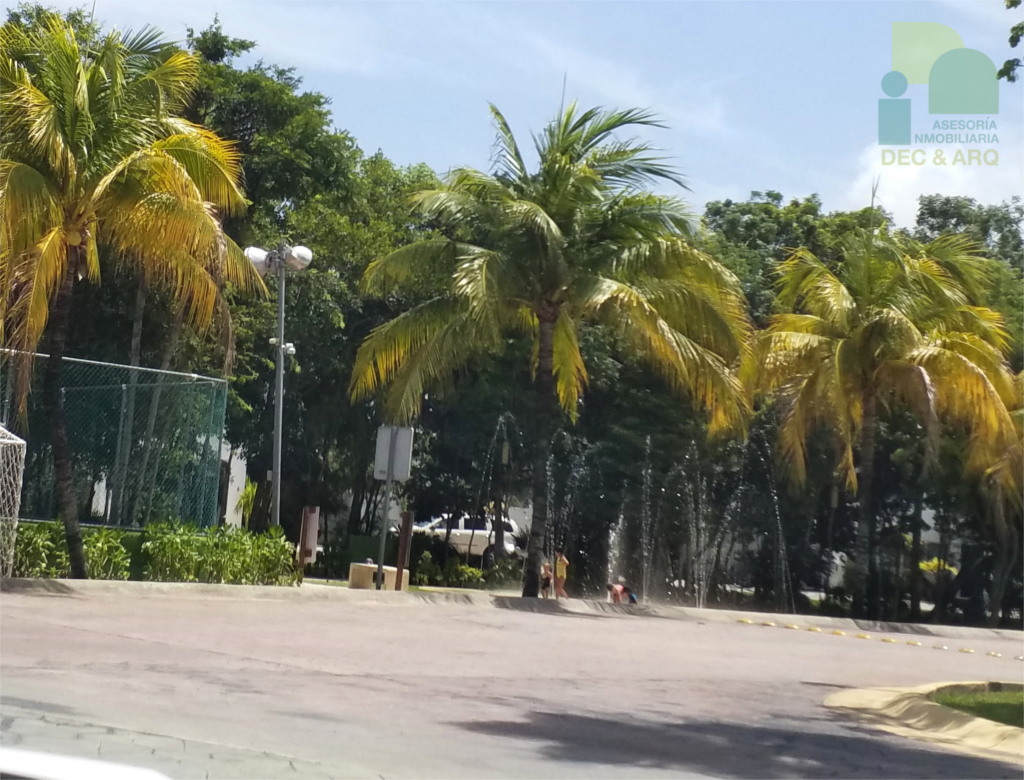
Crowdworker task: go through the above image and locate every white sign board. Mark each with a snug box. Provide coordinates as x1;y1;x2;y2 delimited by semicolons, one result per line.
373;426;414;482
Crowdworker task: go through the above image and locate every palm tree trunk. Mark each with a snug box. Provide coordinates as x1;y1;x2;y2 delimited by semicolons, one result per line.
987;493;1018;628
134;302;185;524
44;259;87;578
855;391;879;618
522;315;556;597
109;272;147;525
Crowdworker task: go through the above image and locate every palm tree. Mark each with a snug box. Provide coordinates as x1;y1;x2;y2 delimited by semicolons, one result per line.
350;103;751;596
1;17;261;576
746;229;1015;617
965;370;1022;625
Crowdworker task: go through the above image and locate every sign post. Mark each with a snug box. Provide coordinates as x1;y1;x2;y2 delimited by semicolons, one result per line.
373;426;414;590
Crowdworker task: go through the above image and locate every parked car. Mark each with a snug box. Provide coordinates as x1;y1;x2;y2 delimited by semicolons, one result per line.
413;514;522;563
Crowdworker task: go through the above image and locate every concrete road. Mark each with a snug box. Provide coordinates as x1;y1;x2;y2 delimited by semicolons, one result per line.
1;585;1022;779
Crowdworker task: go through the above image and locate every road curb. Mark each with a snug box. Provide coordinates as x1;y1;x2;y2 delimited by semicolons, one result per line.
825;681;1024;762
3;578;1022;642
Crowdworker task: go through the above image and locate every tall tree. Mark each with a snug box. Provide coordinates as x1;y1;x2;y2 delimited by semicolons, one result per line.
1;15;258;574
997;0;1023;82
746;229;1015;616
350;103;751;596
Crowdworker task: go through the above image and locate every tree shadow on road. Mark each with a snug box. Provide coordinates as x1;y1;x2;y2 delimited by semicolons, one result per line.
455;710;1017;778
491;598;610;619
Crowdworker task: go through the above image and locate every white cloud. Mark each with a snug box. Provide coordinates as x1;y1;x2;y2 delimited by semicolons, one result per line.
514;31;731;136
841;142;1023;228
93;0;386;76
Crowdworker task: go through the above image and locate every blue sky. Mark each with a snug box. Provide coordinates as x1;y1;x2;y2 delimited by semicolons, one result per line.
23;0;1024;226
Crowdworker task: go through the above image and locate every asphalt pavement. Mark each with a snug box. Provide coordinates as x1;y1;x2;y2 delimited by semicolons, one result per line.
1;584;1022;779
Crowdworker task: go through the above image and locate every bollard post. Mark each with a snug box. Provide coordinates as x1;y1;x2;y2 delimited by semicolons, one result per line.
395;510;414;591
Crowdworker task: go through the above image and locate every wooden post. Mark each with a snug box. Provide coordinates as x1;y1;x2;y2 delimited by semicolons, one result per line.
395;510;414;591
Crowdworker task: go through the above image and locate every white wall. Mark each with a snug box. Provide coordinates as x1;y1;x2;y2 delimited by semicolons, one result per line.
221;444;247;528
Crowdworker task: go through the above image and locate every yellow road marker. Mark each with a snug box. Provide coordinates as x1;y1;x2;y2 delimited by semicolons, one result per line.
806;627;822;632
880;637;897;643
906;640;922;646
1015;655;1024;661
761;621;776;627
855;633;872;640
784;624;800;630
831;630;846;636
959;648;975;654
933;645;948;650
738;619;754;624
986;652;1002;658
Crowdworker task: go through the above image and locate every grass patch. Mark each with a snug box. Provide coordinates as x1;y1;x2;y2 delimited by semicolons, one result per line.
933;689;1024;728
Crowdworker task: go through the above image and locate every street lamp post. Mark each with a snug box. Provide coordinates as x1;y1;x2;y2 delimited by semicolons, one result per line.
243;242;312;527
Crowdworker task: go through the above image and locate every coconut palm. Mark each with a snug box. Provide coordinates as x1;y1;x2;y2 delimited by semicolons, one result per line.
965;369;1022;625
350;103;751;596
746;228;1015;616
1;17;262;576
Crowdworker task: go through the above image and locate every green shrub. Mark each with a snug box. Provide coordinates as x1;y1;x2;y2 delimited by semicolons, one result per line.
196;525;251;583
143;522;202;582
414;551;443;586
250;526;299;585
83;527;130;580
143;522;297;585
13;522;53;577
12;521;70;577
42;521;70;577
13;520;295;586
482;555;522;588
443;557;482;588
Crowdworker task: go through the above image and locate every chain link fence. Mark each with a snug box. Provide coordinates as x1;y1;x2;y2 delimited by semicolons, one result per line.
0;424;27;578
1;351;227;529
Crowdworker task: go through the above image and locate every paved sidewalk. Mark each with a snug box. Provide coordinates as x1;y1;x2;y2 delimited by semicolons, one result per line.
2;583;1022;778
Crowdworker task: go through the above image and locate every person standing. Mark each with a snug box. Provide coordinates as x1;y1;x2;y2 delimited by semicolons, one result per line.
540;562;553;599
554;548;569;599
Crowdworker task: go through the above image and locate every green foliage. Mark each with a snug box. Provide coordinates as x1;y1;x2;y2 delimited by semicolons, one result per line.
410;550;484;588
12;522;53;577
143;523;203;582
481;555;522;588
236;478;257;528
143;522;297;585
996;0;1022;82
442;557;483;588
83;528;130;581
41;521;70;577
13;522;127;579
413;551;443;586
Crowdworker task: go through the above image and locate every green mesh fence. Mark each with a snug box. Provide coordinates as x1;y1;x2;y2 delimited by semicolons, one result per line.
1;351;227;528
